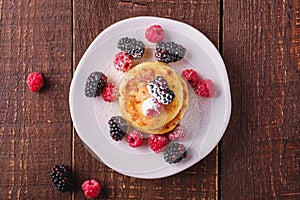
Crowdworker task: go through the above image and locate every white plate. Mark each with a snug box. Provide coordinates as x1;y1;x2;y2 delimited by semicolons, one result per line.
69;16;231;179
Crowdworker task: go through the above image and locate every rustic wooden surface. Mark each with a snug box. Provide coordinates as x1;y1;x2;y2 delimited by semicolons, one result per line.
0;0;299;199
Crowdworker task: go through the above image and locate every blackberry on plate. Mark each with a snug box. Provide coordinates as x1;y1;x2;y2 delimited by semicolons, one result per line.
155;41;186;63
117;37;145;59
163;143;187;164
108;116;128;141
84;71;107;97
147;76;175;105
50;165;73;192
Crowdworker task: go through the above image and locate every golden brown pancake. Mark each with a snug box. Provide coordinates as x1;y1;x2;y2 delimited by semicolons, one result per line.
137;75;189;134
118;62;184;132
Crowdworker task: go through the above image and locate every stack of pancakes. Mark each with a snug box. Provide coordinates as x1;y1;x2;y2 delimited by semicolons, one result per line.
118;62;189;134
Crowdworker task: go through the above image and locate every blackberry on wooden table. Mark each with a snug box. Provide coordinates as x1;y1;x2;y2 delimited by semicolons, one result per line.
50;165;73;192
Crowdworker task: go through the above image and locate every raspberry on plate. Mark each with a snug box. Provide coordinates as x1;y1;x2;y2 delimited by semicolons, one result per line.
26;72;44;92
195;79;215;98
167;125;186;141
113;51;133;72
182;69;201;87
81;179;101;199
148;134;169;153
101;83;117;102
145;25;164;43
127;130;144;148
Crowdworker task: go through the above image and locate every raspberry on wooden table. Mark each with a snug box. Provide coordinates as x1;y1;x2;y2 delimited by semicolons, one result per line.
26;72;44;92
81;179;101;199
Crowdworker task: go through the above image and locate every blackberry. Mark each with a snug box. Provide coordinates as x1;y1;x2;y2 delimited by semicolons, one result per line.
84;71;107;97
147;76;175;105
163;143;187;164
50;165;73;192
155;41;186;63
117;37;145;59
108;116;128;141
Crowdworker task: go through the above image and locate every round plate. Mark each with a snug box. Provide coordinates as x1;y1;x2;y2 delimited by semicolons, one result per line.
69;16;231;179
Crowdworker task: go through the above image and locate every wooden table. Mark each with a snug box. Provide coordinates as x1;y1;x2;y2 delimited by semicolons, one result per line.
1;0;299;199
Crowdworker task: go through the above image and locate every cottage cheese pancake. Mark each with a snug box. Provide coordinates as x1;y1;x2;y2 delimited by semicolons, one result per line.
118;62;184;132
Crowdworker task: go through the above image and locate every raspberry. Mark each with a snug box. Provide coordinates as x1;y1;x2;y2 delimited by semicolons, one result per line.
117;37;145;59
113;52;133;72
84;71;107;97
101;83;117;102
26;72;44;92
147;76;175;105
195;79;215;98
148;134;169;153
108;116;128;141
50;165;73;192
142;98;162;117
155;41;186;63
145;25;164;43
163;143;187;164
182;69;201;87
167;125;186;141
81;179;101;199
127;130;144;148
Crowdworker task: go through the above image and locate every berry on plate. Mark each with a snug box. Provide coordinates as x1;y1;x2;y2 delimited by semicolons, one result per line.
145;25;164;43
148;134;169;153
163;143;187;164
101;83;117;102
113;51;133;72
127;130;144;148
147;76;175;105
26;72;44;92
155;41;186;63
167;125;186;141
108;116;128;141
117;37;145;59
81;179;101;199
195;79;215;98
50;165;73;192
84;71;107;97
182;69;201;87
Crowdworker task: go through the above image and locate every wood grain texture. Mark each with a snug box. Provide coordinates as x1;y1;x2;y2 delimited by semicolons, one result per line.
220;0;300;199
0;0;72;199
72;0;220;199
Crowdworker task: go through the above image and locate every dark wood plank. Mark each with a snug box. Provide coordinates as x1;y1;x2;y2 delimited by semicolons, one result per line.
0;0;72;199
221;0;300;199
73;0;220;199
